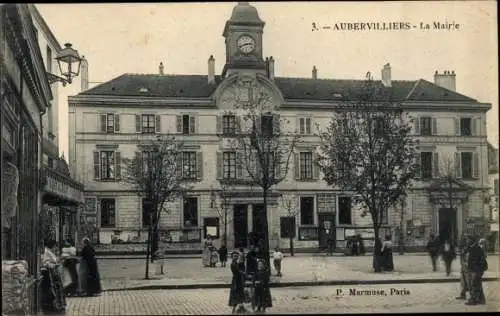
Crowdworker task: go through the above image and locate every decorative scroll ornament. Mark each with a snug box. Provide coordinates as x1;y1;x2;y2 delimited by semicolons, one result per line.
2;162;19;229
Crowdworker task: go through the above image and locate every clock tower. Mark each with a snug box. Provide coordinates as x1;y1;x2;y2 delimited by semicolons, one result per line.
222;2;266;77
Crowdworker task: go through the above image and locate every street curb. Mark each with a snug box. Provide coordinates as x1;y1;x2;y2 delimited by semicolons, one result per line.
103;277;499;292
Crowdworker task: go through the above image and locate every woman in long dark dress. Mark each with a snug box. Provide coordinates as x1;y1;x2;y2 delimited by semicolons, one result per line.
253;259;273;312
382;235;394;271
40;239;66;314
441;238;456;276
228;251;246;313
61;238;79;296
81;237;102;296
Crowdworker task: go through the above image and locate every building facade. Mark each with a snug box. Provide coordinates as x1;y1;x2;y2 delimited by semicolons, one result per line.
488;143;499;242
67;2;492;252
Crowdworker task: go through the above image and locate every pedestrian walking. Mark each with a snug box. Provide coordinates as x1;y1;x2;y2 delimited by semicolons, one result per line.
80;237;102;296
154;248;165;275
219;244;228;267
465;235;488;305
253;259;273;312
246;246;258;278
426;234;440;272
228;252;246;313
327;236;334;256
40;239;66;314
441;238;456;276
272;247;283;277
479;238;488;259
202;237;212;267
210;245;219;268
456;234;470;300
61;238;79;296
382;235;394;272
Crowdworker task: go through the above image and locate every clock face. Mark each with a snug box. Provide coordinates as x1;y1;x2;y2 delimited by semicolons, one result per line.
237;35;255;54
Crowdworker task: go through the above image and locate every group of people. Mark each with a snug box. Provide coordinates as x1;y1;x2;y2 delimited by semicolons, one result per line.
427;233;489;305
229;247;273;313
373;235;394;272
201;237;229;268
40;237;102;314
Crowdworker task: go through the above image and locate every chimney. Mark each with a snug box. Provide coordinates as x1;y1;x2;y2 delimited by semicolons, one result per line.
80;56;88;92
312;66;318;79
268;56;275;80
433;70;456;91
159;62;164;75
208;55;215;84
381;63;391;87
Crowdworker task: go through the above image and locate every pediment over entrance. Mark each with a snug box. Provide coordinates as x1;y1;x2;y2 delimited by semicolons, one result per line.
426;177;473;206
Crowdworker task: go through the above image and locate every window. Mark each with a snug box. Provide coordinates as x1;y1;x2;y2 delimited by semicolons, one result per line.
47;157;54;169
183;115;190;134
181;152;197;179
461;152;473;179
300;152;313;180
100;151;115;180
261;115;274;137
223;152;237;179
142;114;155;134
142;199;153;227
106;114;115;133
299;117;311;135
380;208;389;225
100;198;116;228
46;46;52;73
460;118;472;136
338;197;352;225
223;115;237;135
280;217;296;238
300;197;314;225
183;197;198;227
420;152;433;179
494;179;499;197
420;117;432;136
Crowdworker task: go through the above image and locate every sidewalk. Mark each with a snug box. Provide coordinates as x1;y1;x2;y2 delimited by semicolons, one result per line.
98;254;499;291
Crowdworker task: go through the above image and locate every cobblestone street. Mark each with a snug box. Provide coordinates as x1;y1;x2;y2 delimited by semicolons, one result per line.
66;283;500;315
96;254;499;290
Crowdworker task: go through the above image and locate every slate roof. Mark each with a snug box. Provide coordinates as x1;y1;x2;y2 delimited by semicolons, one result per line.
80;73;477;102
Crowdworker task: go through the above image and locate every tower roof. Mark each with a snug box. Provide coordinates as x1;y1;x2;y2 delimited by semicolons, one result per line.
229;2;263;24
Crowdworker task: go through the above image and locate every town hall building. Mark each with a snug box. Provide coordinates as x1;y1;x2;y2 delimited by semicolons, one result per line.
67;2;492;252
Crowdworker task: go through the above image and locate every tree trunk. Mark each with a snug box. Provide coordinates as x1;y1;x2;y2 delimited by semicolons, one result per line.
373;225;382;273
145;222;152;279
289;236;294;256
262;188;271;269
224;210;228;247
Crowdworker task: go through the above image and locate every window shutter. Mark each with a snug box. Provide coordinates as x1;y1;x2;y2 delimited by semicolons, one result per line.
431;118;437;135
255;115;262;134
216;115;222;134
274;153;281;181
472;152;479;179
414;117;420;135
472;117;479;136
236;116;242;133
306;118;311;134
432;152;439;178
135;114;142;133
216;152;222;180
236;152;244;179
313;152;320;180
255;152;262;177
136;151;142;176
455;152;462;178
114;114;120;132
189;115;196;134
176;152;183;179
176;115;182;133
298;117;304;134
100;114;107;132
115;151;121;179
415;152;421;179
197;152;203;180
155;115;161;133
273;114;280;135
454;118;460;136
294;153;300;180
93;151;100;180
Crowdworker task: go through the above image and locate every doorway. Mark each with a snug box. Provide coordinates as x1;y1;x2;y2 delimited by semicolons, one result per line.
438;208;457;243
233;204;248;249
318;213;336;250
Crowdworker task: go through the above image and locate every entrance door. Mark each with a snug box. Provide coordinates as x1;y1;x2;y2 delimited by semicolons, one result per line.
318;213;336;250
438;208;457;243
233;204;248;249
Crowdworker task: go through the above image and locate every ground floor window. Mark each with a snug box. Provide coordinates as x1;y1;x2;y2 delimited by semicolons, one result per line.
300;197;314;225
100;198;116;228
183;197;198;227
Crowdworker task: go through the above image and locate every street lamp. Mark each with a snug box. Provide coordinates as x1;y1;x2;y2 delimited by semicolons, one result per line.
47;43;82;86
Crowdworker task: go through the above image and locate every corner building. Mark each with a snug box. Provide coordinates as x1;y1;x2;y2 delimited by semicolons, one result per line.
68;2;492;252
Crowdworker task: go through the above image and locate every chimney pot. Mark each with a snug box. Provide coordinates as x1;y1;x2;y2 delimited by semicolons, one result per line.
312;66;318;79
433;69;456;92
268;56;275;80
80;56;88;91
159;62;164;75
208;55;215;84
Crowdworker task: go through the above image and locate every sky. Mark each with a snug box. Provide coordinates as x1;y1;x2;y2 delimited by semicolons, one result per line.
36;1;498;157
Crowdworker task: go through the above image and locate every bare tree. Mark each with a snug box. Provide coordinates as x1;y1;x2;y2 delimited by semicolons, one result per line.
279;194;299;256
221;76;300;267
210;183;233;247
317;75;418;272
122;136;188;279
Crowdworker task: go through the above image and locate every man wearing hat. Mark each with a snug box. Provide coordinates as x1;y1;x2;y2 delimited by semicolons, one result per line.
465;234;488;305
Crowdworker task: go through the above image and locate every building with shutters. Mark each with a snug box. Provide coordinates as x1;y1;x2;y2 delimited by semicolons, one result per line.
67;2;492;252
